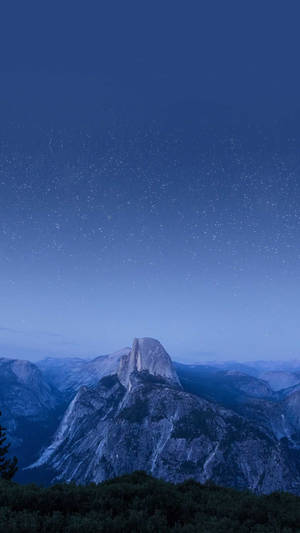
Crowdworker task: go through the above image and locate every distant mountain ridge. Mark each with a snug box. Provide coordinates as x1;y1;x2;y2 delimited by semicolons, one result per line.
2;341;300;492
260;370;300;391
0;357;59;424
36;348;131;395
0;357;65;477
175;363;300;444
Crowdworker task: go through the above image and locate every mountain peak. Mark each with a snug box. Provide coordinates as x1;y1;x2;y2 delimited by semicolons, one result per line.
118;337;181;389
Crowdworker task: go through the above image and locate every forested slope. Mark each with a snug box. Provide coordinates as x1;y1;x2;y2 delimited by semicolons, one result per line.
0;471;299;532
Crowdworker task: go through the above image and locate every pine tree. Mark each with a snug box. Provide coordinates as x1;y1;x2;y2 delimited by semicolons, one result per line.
0;410;17;480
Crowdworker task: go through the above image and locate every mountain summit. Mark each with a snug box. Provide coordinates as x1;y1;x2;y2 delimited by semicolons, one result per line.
118;337;181;389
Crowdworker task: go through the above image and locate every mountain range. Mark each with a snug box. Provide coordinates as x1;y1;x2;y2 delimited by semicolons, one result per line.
1;339;300;493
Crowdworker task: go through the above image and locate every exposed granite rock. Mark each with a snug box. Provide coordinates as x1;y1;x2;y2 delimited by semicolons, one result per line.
118;337;181;389
30;339;300;494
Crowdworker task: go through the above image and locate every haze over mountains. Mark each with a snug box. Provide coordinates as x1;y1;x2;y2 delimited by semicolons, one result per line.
0;357;65;470
1;338;300;493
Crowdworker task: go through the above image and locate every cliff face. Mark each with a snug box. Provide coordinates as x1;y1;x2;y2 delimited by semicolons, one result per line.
118;337;181;389
31;339;300;494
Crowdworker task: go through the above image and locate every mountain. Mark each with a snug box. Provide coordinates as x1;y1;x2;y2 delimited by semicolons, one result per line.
0;357;65;476
196;361;260;377
174;363;273;408
192;359;300;380
37;348;131;396
260;370;300;391
253;360;300;374
118;337;180;389
29;338;300;494
175;362;300;444
36;356;89;394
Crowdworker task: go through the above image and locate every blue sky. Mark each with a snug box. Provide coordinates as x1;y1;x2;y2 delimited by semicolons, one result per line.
1;1;300;361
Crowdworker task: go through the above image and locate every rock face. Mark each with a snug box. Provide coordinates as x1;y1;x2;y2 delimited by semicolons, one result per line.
118;338;180;389
31;338;300;494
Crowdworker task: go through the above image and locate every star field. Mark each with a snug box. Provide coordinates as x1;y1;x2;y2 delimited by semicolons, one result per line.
0;2;300;360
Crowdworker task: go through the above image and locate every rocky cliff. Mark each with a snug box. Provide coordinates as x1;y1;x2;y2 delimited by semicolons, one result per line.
30;338;300;494
118;337;180;389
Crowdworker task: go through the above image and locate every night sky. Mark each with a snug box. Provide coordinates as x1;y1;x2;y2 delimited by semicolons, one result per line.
1;1;300;361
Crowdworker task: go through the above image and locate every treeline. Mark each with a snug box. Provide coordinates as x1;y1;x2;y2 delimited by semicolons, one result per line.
0;471;299;532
